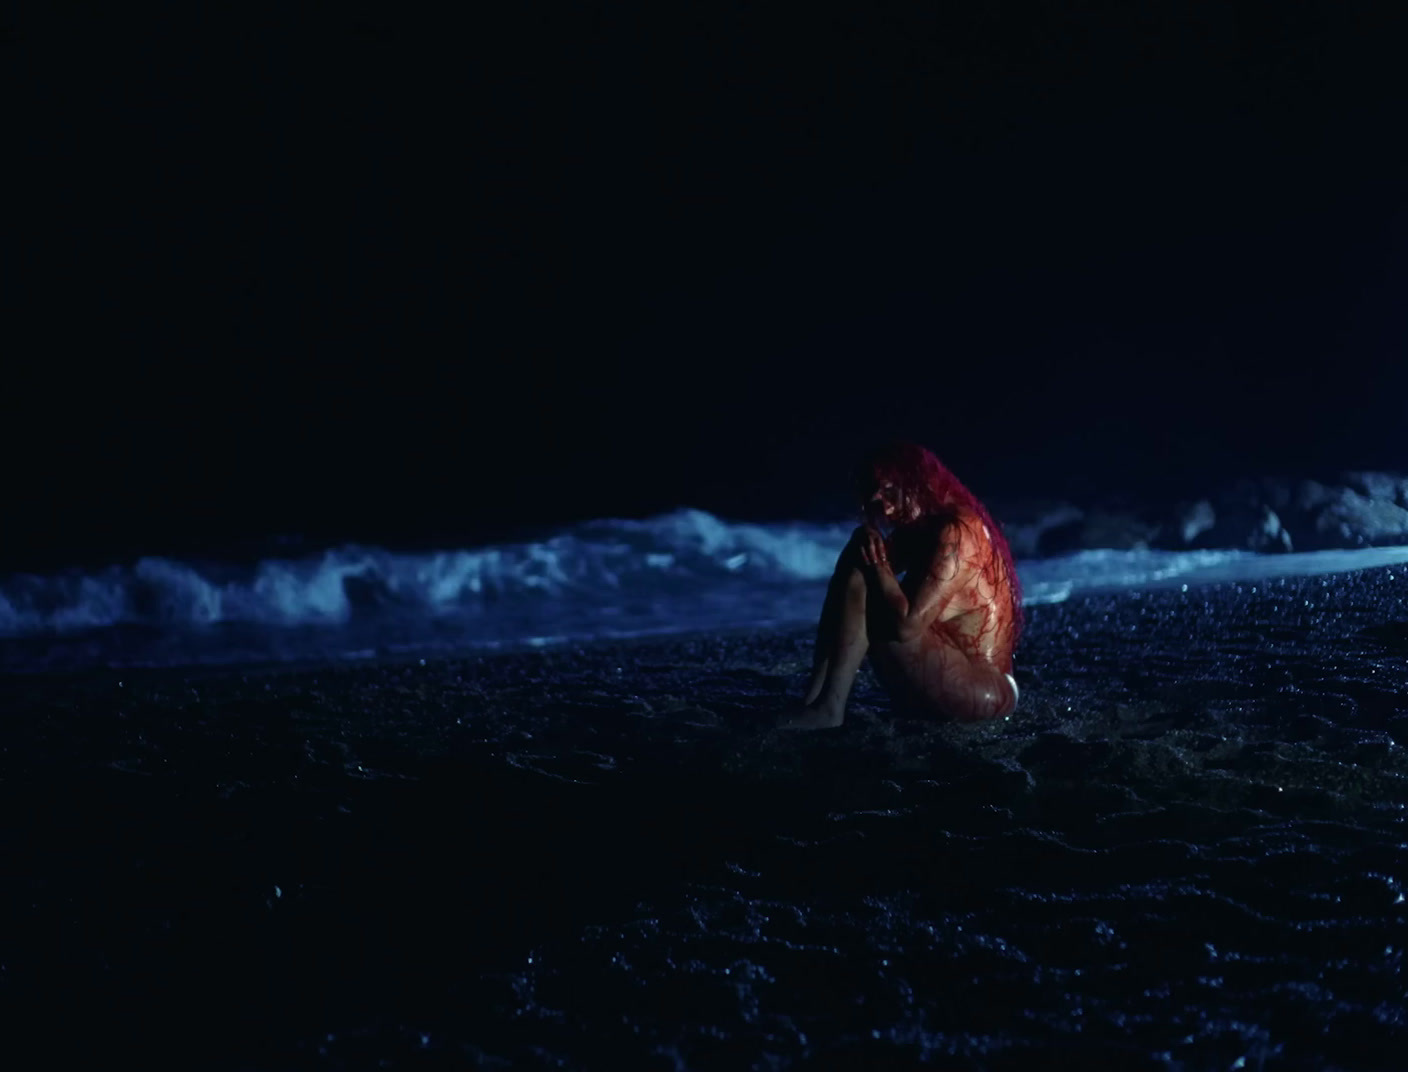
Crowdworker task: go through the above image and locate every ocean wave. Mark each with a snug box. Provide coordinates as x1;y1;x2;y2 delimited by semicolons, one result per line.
2;510;1405;669
0;510;853;636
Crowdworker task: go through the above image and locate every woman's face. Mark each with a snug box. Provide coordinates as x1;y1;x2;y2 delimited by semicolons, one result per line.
862;479;907;526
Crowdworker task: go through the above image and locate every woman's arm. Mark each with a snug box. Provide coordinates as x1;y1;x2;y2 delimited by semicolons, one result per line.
859;522;969;643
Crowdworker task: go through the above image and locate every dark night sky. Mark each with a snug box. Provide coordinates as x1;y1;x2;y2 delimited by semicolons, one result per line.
6;3;1407;570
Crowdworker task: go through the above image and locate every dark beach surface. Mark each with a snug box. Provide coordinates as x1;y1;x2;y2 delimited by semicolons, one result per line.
4;567;1406;1070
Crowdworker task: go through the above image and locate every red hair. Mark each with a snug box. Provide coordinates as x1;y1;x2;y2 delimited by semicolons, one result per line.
854;442;1024;646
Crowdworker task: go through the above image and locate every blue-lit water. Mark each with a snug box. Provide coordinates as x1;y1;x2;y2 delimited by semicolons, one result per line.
4;508;1408;670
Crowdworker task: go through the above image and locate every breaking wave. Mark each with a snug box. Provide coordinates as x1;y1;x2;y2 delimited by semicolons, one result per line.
2;509;1406;670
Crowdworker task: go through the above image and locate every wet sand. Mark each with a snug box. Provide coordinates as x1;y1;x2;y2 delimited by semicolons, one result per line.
3;567;1406;1068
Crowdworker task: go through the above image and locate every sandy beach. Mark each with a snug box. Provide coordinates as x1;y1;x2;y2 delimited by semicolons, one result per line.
3;566;1406;1068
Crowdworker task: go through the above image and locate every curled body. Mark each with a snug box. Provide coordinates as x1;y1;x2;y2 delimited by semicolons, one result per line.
868;508;1019;722
780;443;1022;729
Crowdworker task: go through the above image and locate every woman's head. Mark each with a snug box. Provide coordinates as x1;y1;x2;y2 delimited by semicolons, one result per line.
852;441;958;524
852;441;1024;643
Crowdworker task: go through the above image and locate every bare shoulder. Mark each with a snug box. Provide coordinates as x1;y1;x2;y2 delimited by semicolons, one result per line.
951;507;996;551
900;509;973;580
931;508;990;551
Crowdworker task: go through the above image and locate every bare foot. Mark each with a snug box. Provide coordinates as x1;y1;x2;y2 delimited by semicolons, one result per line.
776;704;845;730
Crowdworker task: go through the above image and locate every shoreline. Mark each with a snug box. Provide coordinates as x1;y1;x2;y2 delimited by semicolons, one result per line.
2;563;1405;1067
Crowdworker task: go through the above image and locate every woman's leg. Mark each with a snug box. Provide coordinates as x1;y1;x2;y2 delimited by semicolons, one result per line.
782;542;872;729
801;544;852;703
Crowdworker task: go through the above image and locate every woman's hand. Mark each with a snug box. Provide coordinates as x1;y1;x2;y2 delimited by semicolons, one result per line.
853;523;909;634
856;525;893;576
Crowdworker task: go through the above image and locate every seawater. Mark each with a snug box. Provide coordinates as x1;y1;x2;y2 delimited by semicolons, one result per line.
2;507;1407;670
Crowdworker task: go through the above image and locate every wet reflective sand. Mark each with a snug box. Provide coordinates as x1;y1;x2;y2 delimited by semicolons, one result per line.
3;567;1405;1068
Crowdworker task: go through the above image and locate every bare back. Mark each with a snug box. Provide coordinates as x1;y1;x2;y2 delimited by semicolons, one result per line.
873;508;1020;720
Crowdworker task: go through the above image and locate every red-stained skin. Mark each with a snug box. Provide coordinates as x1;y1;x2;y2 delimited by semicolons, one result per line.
855;443;1022;722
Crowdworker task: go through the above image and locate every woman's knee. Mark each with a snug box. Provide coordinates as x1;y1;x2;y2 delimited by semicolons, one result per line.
834;536;866;572
829;543;867;595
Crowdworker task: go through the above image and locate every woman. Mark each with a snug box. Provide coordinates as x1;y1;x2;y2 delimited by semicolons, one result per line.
780;442;1022;729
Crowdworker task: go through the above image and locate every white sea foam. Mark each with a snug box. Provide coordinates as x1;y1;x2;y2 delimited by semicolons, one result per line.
2;509;1405;669
1018;545;1408;605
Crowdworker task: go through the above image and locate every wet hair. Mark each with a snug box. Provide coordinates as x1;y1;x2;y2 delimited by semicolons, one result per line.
853;441;1024;645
